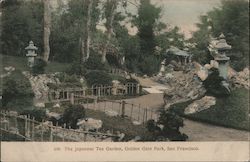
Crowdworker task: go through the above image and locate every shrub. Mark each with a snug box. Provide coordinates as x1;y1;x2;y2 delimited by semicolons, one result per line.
32;58;47;75
203;68;230;96
66;62;86;76
2;71;34;112
146;110;188;141
139;55;161;76
62;104;85;129
85;71;112;86
85;53;109;71
20;109;46;122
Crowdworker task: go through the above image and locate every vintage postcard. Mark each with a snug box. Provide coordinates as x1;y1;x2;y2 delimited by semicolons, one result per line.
0;0;249;161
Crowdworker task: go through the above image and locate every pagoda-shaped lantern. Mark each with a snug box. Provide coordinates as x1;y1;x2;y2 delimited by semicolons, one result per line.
209;33;231;80
25;41;38;67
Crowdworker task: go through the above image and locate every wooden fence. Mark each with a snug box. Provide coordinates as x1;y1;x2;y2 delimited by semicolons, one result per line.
0;111;119;142
77;99;160;124
48;83;141;103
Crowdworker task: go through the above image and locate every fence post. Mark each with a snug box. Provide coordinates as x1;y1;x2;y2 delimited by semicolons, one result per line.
32;117;35;141
86;99;89;109
121;101;126;118
142;109;145;125
25;115;28;137
94;97;97;110
138;104;141;122
63;123;66;142
98;87;101;97
136;84;140;94
41;120;44;141
130;104;134;120
70;93;74;105
50;126;53;142
145;108;148;122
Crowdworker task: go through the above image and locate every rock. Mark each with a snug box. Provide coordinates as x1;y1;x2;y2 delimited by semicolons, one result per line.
23;72;61;101
184;96;216;114
35;102;45;108
53;103;60;108
77;118;102;131
231;67;249;89
105;110;118;117
196;67;208;81
4;66;15;72
46;112;62;120
132;121;142;125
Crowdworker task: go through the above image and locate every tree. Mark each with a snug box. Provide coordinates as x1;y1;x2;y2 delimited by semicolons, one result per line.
43;0;51;62
131;0;163;75
2;71;34;112
81;0;93;63
191;0;249;70
62;104;86;129
135;0;161;55
1;0;43;56
102;0;119;63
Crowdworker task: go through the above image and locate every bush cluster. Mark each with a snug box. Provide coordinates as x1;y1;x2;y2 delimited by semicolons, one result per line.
32;58;47;75
2;71;34;112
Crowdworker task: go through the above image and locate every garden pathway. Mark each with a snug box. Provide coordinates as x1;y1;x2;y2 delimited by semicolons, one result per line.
85;77;249;141
129;76;249;141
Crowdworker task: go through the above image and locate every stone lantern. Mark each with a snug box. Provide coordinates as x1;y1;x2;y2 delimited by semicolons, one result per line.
208;33;231;80
25;41;38;67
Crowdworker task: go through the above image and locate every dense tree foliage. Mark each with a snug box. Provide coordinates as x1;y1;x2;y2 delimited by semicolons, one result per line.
190;0;249;70
62;104;86;129
1;0;44;56
146;110;188;141
2;71;34;112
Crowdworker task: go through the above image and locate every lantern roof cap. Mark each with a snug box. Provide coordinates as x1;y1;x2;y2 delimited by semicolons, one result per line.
214;33;231;50
25;41;38;50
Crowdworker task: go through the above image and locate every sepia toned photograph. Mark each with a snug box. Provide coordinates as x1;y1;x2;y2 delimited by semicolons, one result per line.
0;0;249;149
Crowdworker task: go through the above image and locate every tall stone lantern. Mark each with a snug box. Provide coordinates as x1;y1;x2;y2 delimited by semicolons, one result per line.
25;41;38;67
208;34;231;80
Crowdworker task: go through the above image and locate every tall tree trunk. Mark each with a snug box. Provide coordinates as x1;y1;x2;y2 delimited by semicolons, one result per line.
102;0;117;64
43;0;51;62
81;0;93;63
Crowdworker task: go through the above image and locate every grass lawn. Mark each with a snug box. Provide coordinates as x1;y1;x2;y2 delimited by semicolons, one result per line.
170;88;249;131
0;54;70;74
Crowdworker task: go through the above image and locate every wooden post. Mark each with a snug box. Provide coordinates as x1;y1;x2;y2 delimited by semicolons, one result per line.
86;99;89;109
145;108;148;122
98;87;101;97
130;104;134;119
136;84;140;94
118;101;121;115
25;115;28;137
50;126;53;142
41;120;44;141
84;133;87;141
94;97;97;110
70;93;74;105
32;117;35;141
15;115;18;133
142;109;145;124
63;123;66;142
138;104;141;121
121;101;126;118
